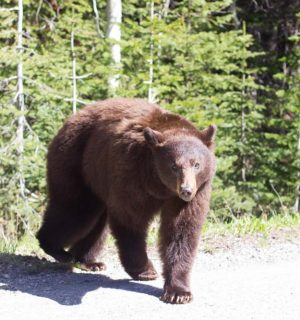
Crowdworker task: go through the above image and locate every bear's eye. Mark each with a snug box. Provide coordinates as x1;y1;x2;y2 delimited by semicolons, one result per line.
194;162;200;169
171;164;178;171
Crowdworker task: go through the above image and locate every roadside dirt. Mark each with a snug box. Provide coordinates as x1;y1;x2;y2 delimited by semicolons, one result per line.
1;227;300;320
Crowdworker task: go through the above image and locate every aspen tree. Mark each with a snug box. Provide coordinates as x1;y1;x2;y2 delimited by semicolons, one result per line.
107;0;122;95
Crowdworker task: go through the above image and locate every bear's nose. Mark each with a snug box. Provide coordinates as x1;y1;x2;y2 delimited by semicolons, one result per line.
180;186;193;198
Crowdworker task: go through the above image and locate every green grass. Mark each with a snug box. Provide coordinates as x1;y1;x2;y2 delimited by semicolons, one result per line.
203;210;300;238
0;233;41;255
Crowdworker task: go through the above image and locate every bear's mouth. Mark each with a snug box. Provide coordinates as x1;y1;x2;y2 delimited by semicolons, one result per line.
178;191;195;202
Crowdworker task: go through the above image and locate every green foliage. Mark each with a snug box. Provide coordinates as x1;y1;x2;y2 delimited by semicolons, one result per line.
0;0;111;240
0;0;299;243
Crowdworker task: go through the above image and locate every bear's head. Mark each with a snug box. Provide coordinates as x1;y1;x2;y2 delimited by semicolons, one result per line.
144;125;216;202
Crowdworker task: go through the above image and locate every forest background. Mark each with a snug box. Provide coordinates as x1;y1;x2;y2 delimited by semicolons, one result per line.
0;0;299;246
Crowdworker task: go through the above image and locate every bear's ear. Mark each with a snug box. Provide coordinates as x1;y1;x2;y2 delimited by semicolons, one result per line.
198;125;217;149
143;127;164;146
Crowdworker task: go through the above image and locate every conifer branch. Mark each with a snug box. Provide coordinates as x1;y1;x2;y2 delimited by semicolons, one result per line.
0;7;18;11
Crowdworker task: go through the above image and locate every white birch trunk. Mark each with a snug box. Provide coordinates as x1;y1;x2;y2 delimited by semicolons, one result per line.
92;0;103;37
16;0;26;199
231;4;246;182
107;0;122;95
293;29;300;214
162;0;170;18
148;1;155;103
71;31;77;114
241;72;246;182
241;21;247;182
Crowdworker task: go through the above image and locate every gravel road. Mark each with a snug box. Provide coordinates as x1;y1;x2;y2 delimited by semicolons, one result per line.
1;231;300;320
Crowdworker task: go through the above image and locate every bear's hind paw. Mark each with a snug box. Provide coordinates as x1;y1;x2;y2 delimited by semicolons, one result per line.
74;262;107;272
132;269;158;281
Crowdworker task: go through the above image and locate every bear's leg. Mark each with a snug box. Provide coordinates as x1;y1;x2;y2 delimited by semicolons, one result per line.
110;217;157;281
37;196;101;263
70;209;108;272
37;203;79;263
159;196;208;304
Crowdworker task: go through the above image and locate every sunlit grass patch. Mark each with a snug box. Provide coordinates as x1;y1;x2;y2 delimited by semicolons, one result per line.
203;210;300;237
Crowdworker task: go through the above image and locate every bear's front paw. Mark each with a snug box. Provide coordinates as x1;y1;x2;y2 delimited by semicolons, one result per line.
160;289;193;304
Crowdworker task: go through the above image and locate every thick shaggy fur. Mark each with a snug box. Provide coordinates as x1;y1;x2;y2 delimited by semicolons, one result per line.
37;98;216;304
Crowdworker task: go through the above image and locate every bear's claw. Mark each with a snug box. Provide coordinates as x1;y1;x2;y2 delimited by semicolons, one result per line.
160;291;193;304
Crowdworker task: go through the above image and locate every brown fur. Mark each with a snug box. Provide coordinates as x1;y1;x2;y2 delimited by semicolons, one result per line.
37;98;216;304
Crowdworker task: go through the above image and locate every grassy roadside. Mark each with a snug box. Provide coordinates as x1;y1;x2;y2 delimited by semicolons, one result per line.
0;211;299;256
200;211;300;253
203;210;300;238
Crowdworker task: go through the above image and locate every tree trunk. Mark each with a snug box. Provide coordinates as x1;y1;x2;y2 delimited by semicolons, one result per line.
92;0;103;37
71;31;77;114
293;26;300;214
107;0;122;95
148;1;155;103
294;132;300;214
16;0;26;199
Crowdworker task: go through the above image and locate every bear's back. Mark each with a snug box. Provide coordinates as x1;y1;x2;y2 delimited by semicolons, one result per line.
85;98;198;137
88;98;161;124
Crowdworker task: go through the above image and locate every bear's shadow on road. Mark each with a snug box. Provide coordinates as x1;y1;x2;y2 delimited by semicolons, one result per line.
0;254;162;306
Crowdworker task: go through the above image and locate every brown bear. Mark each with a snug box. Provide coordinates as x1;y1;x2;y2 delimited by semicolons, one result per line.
37;98;216;304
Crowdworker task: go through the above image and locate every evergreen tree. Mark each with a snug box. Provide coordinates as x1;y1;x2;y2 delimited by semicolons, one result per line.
236;0;300;212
